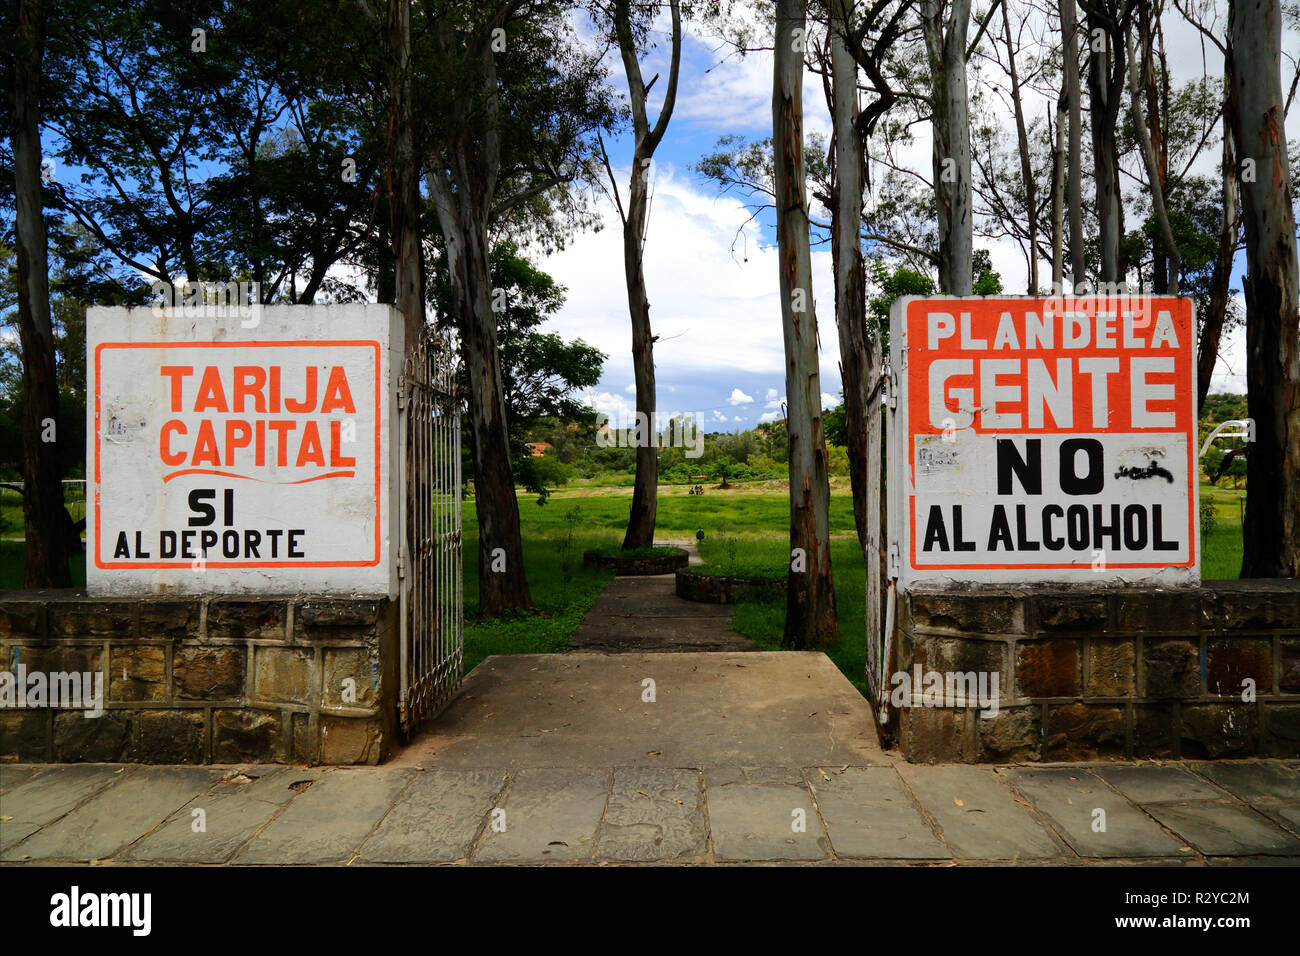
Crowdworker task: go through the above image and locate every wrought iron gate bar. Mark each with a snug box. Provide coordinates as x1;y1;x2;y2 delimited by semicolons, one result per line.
398;328;464;734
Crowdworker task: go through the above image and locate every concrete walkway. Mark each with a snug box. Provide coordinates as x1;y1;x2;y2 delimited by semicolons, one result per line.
3;755;1298;865
3;645;1298;865
569;539;752;653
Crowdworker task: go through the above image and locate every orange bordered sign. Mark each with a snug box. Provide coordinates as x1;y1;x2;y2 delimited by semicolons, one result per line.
888;295;1199;587
86;304;403;597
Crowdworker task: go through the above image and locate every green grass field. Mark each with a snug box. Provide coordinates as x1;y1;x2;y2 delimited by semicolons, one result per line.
0;480;1248;694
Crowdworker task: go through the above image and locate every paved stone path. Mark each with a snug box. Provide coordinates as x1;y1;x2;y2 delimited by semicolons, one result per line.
569;539;753;653
3;758;1297;865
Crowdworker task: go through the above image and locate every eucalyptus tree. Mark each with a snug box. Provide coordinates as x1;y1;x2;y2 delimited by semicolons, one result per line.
774;0;838;647
419;0;617;615
7;0;74;585
591;0;683;552
1227;0;1300;577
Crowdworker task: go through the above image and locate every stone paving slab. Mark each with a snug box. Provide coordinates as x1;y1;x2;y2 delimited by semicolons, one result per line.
806;766;949;860
1140;802;1300;857
2;767;220;862
124;768;314;864
4;759;1300;866
0;766;42;794
897;766;1065;860
473;767;609;863
0;764;126;850
597;768;707;863
1092;765;1223;803
705;768;828;862
1002;768;1186;858
232;768;414;865
1188;761;1300;804
1266;805;1300;832
359;770;507;863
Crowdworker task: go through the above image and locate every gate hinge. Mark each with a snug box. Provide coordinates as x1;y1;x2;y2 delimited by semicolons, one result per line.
887;543;901;580
397;385;408;410
885;369;899;410
397;548;406;578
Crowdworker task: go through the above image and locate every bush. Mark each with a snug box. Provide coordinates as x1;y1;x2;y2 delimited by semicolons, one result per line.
530;453;574;487
1200;499;1218;537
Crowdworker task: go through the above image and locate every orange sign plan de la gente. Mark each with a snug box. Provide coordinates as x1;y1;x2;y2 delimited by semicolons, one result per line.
889;296;1199;587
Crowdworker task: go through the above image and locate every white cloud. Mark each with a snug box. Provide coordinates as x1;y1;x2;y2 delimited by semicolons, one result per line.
728;387;754;406
578;388;637;425
623;382;636;394
759;410;782;423
733;415;743;422
712;409;729;422
821;392;838;408
765;391;786;409
536;166;839;389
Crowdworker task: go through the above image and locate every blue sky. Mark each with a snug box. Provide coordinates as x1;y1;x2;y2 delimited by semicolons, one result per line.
538;10;1261;434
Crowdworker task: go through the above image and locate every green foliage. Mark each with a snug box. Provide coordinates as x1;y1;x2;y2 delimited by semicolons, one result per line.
868;261;934;354
826;444;850;477
971;249;1003;294
432;241;605;501
1200;498;1218;537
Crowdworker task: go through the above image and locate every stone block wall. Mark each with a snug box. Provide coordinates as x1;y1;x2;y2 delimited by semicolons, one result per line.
0;593;399;765
891;581;1300;763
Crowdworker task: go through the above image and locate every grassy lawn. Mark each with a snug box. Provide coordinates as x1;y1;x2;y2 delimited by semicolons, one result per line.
0;479;1249;697
1199;482;1246;580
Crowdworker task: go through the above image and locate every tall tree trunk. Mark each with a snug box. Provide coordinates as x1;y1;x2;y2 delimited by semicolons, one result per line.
830;0;875;558
1004;7;1039;293
1084;5;1127;285
386;0;424;349
1051;90;1067;291
774;0;837;647
11;0;72;588
1228;0;1300;577
1199;101;1239;411
1139;1;1169;291
923;0;974;295
620;172;659;550
1062;0;1086;291
614;0;681;551
1126;30;1180;292
428;31;533;615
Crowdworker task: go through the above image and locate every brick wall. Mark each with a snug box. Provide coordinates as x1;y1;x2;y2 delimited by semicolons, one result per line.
891;581;1300;763
0;594;399;765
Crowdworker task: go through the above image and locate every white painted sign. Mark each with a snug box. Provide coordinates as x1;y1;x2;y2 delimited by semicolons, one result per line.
888;295;1199;587
86;304;403;596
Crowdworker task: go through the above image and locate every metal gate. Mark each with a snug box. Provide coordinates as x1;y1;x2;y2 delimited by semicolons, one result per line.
398;328;464;733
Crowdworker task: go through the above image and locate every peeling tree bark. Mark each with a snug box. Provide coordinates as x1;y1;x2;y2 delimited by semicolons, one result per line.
10;0;72;587
1199;101;1239;412
613;0;681;551
922;0;973;295
1051;85;1067;291
774;0;837;647
1081;0;1133;286
1062;0;1086;290
427;24;532;616
1126;29;1179;293
386;0;424;351
1227;0;1300;577
829;0;877;558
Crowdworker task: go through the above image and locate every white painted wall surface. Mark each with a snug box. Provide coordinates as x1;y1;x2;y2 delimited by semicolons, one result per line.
86;304;403;597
